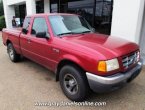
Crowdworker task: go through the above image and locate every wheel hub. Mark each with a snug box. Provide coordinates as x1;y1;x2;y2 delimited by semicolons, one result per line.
9;47;14;59
64;74;78;95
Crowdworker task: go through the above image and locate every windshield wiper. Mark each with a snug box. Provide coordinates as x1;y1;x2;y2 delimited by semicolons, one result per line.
57;32;75;36
79;31;91;34
57;31;91;37
74;31;91;34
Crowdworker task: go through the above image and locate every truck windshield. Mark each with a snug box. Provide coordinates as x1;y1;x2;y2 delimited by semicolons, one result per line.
48;15;92;36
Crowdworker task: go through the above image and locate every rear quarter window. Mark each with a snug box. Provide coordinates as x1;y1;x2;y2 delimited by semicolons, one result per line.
23;17;31;31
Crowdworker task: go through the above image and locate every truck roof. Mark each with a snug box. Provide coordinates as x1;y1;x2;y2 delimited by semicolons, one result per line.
26;13;78;18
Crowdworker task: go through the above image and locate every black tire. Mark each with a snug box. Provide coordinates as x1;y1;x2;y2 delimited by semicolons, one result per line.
59;65;90;101
7;43;20;62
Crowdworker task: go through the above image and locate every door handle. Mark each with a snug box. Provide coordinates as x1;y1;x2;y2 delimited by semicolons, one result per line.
27;38;31;43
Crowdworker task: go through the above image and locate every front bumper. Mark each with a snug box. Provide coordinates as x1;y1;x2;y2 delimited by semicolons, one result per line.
86;60;143;93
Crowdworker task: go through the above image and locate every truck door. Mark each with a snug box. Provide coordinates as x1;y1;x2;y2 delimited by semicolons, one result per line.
20;17;32;57
22;17;55;70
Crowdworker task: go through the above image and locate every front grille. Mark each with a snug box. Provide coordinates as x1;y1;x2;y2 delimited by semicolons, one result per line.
122;51;139;69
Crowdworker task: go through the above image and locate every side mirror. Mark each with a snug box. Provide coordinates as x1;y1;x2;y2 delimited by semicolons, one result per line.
22;28;28;34
36;32;50;39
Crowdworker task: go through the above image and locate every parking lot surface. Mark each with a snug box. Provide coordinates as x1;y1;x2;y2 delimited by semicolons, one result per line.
0;32;145;110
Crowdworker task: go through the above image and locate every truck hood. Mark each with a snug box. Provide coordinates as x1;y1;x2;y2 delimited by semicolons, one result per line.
62;33;139;59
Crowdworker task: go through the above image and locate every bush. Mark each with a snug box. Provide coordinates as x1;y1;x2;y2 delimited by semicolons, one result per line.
0;1;4;16
0;16;6;31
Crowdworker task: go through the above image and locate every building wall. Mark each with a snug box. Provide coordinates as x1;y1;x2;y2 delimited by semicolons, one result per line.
6;0;25;5
3;0;15;28
140;6;145;63
26;0;36;15
3;0;50;28
44;0;50;13
3;0;145;44
111;0;145;43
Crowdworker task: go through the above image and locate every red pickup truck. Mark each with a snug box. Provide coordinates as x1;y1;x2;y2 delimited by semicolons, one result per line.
2;13;143;101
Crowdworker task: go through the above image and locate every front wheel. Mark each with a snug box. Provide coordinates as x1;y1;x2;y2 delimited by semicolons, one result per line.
59;65;90;101
7;43;20;62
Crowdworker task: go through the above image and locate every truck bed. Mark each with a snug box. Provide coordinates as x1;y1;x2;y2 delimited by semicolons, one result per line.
2;28;22;54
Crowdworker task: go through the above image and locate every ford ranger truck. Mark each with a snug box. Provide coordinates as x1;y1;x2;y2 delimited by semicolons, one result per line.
2;13;143;101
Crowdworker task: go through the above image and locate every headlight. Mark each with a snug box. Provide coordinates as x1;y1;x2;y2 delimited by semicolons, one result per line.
98;58;119;72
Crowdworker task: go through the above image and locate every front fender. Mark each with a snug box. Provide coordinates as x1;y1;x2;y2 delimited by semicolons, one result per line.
59;54;87;71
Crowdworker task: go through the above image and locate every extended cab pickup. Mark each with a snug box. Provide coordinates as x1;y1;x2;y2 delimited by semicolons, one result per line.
2;13;143;101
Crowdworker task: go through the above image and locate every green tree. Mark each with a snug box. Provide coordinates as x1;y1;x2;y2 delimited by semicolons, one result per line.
0;16;6;31
0;1;4;16
0;1;5;30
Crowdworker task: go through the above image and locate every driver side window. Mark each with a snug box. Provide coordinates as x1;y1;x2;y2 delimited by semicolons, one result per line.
31;17;48;36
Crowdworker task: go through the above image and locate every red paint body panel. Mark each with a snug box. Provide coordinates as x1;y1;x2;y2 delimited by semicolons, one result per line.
2;13;139;76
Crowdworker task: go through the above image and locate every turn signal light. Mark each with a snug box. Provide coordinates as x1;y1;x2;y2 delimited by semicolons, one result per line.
98;61;107;72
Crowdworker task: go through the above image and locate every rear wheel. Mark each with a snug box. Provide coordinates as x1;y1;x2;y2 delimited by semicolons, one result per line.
59;65;90;101
7;43;20;62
